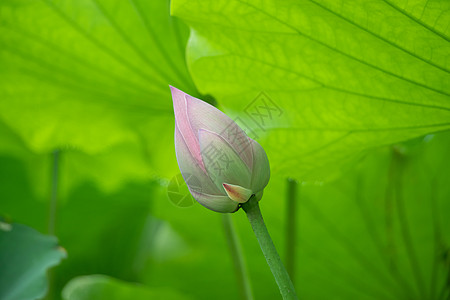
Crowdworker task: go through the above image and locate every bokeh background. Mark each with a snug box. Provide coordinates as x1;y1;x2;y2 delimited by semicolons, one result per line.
0;0;449;299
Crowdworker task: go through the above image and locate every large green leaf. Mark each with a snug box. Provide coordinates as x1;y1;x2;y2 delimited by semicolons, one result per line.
62;275;191;300
0;221;66;300
172;0;450;179
0;0;196;188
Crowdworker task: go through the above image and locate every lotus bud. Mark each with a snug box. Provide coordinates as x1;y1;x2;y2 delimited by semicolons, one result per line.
170;86;270;213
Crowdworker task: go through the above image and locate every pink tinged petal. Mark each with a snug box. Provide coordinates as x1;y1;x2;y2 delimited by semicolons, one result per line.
190;190;239;213
249;138;270;193
223;183;253;203
198;129;252;191
184;93;253;169
175;125;221;195
170;86;205;172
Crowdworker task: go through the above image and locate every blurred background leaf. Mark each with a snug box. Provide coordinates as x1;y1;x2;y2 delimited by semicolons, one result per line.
0;0;198;194
289;132;450;299
0;152;188;300
62;275;191;300
0;221;66;300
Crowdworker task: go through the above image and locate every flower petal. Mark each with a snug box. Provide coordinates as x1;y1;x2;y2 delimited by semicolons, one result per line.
175;125;221;195
198;129;251;191
223;183;253;203
184;93;253;169
170;86;204;171
190;190;239;213
249;138;270;193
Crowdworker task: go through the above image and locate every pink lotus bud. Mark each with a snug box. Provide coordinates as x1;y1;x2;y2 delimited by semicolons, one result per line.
171;86;270;213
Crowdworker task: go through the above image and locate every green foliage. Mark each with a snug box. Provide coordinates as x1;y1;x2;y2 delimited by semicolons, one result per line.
173;0;450;180
0;0;197;193
0;221;66;300
291;133;450;299
62;275;191;300
0;0;449;300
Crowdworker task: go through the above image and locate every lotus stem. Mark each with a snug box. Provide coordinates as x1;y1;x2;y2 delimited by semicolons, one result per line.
222;214;254;300
241;196;298;300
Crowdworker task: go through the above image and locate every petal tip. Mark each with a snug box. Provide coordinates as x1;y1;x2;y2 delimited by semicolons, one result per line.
169;85;184;97
222;183;252;203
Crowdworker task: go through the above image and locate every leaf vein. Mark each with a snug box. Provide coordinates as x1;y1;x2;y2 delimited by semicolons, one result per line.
306;0;450;74
382;0;450;43
41;0;160;88
225;53;450;112
234;0;450;97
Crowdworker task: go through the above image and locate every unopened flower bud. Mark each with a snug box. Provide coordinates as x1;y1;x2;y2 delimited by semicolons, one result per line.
171;86;270;213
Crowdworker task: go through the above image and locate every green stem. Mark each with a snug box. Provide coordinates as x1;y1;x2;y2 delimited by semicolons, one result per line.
222;214;254;300
241;196;298;300
45;149;60;300
285;178;298;282
392;147;427;299
48;149;60;235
